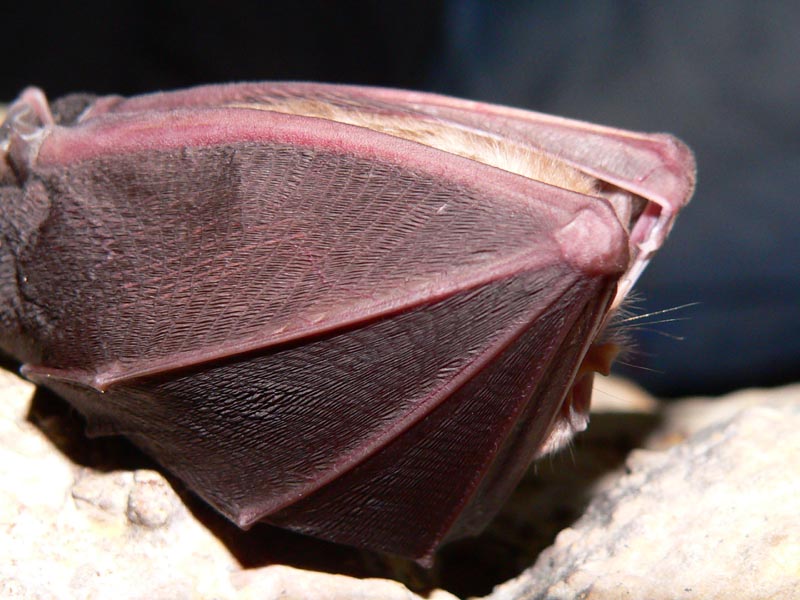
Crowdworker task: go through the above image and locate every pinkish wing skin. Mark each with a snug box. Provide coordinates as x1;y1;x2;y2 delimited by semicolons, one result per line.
0;83;693;563
85;81;695;311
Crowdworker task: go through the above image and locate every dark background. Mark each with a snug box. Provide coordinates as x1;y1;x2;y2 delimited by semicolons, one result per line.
4;0;798;397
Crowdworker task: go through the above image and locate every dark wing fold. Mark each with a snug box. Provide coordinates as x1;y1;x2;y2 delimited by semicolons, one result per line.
41;266;616;561
265;275;616;561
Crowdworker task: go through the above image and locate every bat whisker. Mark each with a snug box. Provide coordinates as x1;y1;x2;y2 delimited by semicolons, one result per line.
616;302;699;324
614;360;665;374
566;442;577;465
622;317;692;327
590;384;628;404
622;326;686;341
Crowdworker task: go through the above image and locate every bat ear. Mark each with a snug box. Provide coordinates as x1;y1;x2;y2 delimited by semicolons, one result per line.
3;87;54;130
1;87;53;183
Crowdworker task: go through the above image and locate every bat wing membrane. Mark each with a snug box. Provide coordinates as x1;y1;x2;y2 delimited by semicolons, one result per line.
85;81;694;309
18;93;629;560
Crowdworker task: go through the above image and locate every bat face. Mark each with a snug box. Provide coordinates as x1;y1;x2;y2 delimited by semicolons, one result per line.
0;82;694;563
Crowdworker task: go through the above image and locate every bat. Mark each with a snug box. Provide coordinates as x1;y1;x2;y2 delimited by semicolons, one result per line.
0;82;694;564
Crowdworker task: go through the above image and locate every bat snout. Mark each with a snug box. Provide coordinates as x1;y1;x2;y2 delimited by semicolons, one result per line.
537;341;621;457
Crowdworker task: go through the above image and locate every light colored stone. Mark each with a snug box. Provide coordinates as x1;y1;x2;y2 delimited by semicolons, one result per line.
589;375;660;415
233;565;458;600
485;383;800;600
126;470;181;529
647;384;800;449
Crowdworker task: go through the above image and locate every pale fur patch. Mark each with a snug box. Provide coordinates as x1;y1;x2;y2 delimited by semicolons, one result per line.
233;99;597;195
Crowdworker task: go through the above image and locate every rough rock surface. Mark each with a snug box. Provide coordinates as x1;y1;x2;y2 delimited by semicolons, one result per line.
1;368;798;599
487;382;800;600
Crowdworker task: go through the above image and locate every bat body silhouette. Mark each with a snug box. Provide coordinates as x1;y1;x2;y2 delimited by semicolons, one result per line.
0;83;694;562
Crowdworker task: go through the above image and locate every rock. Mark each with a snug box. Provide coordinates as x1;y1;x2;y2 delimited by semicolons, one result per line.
126;470;182;529
232;566;458;600
2;367;798;599
486;382;800;600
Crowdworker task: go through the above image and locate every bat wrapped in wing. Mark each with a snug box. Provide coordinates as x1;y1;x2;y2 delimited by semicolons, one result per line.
0;83;694;562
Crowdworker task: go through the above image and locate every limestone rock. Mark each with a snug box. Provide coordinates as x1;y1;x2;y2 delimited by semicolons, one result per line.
486;383;800;600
